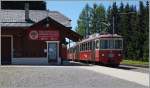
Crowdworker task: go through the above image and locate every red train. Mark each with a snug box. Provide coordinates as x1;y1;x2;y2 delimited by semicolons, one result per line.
67;33;123;67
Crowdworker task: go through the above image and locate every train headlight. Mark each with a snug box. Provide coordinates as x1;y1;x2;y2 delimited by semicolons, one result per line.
118;54;121;56
102;54;105;56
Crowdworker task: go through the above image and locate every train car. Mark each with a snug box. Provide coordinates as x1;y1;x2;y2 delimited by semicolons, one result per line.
68;33;123;67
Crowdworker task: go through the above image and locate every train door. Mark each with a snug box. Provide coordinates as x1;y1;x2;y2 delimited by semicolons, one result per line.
91;40;95;62
95;39;100;62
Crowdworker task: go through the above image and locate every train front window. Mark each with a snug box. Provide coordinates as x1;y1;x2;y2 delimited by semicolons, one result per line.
109;40;114;49
100;40;108;49
115;40;122;49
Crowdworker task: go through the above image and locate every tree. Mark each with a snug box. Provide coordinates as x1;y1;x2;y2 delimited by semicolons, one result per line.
107;2;119;34
95;4;107;33
117;2;124;35
76;4;92;37
137;1;148;60
127;5;139;59
90;3;98;34
106;6;112;33
143;1;149;61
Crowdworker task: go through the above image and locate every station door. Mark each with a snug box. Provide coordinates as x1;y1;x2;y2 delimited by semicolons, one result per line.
1;36;12;65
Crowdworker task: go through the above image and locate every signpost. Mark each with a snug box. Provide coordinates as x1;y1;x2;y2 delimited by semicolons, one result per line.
28;30;59;41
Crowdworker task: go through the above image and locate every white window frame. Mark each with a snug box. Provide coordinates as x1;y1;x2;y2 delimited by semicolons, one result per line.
99;38;123;50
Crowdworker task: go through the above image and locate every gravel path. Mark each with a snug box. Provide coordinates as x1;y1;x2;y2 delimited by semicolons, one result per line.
0;66;148;88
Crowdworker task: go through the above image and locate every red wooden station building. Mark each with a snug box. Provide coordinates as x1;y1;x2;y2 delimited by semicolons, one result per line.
1;1;82;65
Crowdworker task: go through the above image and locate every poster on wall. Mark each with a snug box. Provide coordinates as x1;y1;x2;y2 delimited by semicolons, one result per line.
28;30;60;41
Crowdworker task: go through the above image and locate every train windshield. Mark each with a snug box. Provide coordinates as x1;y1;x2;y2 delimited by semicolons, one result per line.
100;39;123;49
115;40;122;49
100;40;108;49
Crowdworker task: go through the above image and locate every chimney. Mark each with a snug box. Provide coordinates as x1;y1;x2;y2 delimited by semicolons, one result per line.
25;3;29;21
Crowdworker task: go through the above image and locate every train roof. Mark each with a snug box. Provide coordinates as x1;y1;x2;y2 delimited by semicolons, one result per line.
78;33;123;44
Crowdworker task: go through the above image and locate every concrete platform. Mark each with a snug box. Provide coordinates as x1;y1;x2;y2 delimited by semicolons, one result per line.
80;66;149;87
12;58;49;65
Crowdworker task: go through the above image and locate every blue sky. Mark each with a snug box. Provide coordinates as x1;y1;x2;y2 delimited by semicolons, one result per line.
46;0;143;31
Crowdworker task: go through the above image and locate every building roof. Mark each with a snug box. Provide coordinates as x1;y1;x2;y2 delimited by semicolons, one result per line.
0;10;71;27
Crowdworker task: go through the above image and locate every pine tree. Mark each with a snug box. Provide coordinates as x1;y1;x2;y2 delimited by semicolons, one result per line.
137;1;147;60
76;4;92;37
143;1;149;61
112;2;119;34
90;3;98;34
127;5;139;59
95;4;107;33
117;2;124;35
121;3;131;58
106;6;112;33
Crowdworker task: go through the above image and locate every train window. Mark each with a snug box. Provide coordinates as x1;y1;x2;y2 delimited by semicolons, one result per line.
85;43;86;50
87;42;88;50
71;47;74;53
81;44;82;51
100;40;108;49
73;47;75;53
93;41;95;49
84;43;86;51
81;44;83;51
80;44;82;51
79;45;81;51
109;40;114;49
115;40;122;49
88;42;90;50
70;48;72;53
86;43;88;50
85;43;87;50
96;40;99;49
83;43;85;51
89;41;92;50
82;43;85;51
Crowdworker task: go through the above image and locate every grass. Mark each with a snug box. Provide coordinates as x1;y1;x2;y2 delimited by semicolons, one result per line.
121;59;149;66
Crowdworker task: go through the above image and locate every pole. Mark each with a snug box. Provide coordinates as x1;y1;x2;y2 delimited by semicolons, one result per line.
69;39;70;53
112;16;115;35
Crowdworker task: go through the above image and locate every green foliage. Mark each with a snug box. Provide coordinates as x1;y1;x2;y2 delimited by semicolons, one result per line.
75;1;149;61
76;4;92;37
121;59;149;66
91;4;106;33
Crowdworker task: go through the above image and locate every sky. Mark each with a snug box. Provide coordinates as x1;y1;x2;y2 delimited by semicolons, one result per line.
46;0;143;31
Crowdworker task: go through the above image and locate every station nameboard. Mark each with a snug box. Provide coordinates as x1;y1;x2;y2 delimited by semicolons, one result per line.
28;30;59;41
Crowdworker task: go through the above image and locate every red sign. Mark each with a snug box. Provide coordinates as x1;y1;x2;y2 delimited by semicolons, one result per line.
28;30;59;41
